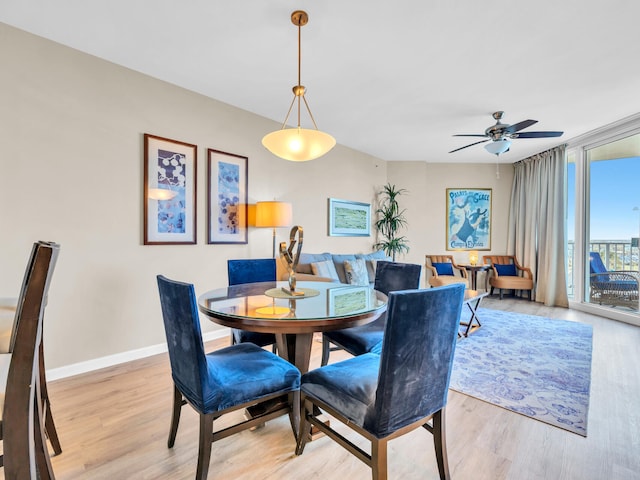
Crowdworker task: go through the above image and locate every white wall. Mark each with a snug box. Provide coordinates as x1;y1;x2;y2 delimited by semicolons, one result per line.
0;23;513;374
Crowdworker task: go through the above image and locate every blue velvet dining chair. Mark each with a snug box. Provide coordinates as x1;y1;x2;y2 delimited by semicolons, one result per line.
296;283;465;480
320;261;422;366
227;258;278;351
156;275;300;480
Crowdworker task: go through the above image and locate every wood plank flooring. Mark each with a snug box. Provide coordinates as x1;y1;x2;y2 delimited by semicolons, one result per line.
4;298;639;479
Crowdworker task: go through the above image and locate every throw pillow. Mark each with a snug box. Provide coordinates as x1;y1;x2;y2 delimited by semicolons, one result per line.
432;262;454;276
495;263;517;276
344;259;369;286
311;260;340;281
366;259;378;283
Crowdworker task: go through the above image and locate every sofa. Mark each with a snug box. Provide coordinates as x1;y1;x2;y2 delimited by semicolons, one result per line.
276;250;392;285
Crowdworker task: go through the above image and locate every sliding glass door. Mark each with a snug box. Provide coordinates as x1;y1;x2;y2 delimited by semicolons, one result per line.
567;124;640;323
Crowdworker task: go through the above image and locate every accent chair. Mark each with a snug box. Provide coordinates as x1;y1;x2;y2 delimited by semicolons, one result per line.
589;251;639;308
483;255;534;300
425;255;468;288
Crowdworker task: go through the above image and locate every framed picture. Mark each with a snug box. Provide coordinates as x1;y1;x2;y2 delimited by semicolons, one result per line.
327;286;373;316
328;198;371;237
446;188;492;251
143;134;197;245
207;149;248;244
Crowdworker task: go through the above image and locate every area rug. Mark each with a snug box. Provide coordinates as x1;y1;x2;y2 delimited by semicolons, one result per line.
450;308;593;436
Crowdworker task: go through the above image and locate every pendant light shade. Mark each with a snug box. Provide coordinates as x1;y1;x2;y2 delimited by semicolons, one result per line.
262;10;335;162
262;127;336;162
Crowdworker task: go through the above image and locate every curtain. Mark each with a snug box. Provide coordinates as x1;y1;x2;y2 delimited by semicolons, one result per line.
508;145;568;307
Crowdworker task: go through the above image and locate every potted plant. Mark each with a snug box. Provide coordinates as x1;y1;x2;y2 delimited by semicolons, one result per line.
374;183;409;261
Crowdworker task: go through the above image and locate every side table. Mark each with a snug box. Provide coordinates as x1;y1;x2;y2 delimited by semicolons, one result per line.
461;264;491;291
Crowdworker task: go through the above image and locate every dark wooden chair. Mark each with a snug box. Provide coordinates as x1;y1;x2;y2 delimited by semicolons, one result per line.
321;261;422;366
297;284;465;480
227;259;278;351
2;241;60;479
156;275;300;479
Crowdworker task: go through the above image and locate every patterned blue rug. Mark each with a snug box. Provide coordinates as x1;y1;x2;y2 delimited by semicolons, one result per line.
450;308;593;436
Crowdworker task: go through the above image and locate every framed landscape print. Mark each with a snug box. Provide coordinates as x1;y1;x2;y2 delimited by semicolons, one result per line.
328;198;371;237
143;134;197;245
446;188;492;251
207;149;248;244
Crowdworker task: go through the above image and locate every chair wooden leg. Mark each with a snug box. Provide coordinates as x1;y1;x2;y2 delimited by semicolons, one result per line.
432;409;451;480
168;385;183;448
321;337;331;366
371;437;388;480
196;413;214;480
295;398;312;455
499;288;503;300
39;341;62;455
288;390;301;441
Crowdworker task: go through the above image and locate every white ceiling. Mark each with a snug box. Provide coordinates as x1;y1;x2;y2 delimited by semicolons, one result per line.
2;0;640;164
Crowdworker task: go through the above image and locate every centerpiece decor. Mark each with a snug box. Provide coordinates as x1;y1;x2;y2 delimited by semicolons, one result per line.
279;225;304;296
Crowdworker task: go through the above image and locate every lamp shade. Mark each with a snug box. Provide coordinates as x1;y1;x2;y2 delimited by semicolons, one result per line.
255;201;293;228
262;127;336;162
484;139;511;155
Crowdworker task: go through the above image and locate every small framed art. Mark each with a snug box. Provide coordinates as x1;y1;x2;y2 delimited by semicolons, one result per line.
207;149;248;244
328;198;371;237
143;134;197;245
446;188;492;251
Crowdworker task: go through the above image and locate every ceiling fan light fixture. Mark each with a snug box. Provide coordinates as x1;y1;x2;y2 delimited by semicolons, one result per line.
484;139;511;156
262;10;335;162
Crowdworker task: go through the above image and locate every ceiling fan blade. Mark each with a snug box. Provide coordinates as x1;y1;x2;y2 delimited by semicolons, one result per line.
449;139;489;153
504;119;537;134
515;131;564;138
453;134;488;138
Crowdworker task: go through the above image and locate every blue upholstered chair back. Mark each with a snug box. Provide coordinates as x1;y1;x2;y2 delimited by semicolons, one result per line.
157;275;216;412
589;252;607;274
374;261;422;295
228;259;276;285
364;283;465;437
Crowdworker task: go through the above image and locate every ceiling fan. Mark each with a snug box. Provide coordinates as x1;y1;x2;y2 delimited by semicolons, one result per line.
449;111;563;155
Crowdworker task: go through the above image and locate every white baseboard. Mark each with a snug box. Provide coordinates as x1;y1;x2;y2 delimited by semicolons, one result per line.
46;329;229;382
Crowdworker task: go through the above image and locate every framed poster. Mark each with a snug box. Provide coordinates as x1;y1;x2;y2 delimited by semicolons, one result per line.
328;198;371;237
143;134;197;245
207;149;248;244
446;188;492;251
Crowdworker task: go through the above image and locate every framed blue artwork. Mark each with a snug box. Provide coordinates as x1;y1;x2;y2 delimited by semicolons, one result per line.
446;188;492;251
143;134;197;245
207;149;248;244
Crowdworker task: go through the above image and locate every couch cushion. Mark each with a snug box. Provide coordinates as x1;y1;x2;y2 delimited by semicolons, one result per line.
357;251;391;283
297;252;332;275
331;254;359;283
311;260;340;281
344;259;370;286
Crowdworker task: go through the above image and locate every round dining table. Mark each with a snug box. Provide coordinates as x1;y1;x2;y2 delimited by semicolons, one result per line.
198;281;387;373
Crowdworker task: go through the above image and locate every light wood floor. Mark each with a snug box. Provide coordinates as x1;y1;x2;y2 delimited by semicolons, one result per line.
5;298;640;480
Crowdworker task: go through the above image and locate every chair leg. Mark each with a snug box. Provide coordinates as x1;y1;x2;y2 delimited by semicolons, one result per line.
371;437;389;480
432;409;451;480
321;337;331;366
33;377;55;480
288;390;300;441
196;413;214;480
39;341;62;455
168;385;183;448
295;398;313;455
499;288;503;300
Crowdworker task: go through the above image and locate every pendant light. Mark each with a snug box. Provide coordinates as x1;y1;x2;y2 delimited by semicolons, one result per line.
262;10;336;162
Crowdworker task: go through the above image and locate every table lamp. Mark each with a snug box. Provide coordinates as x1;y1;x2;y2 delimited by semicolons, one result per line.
468;250;479;266
256;201;293;257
